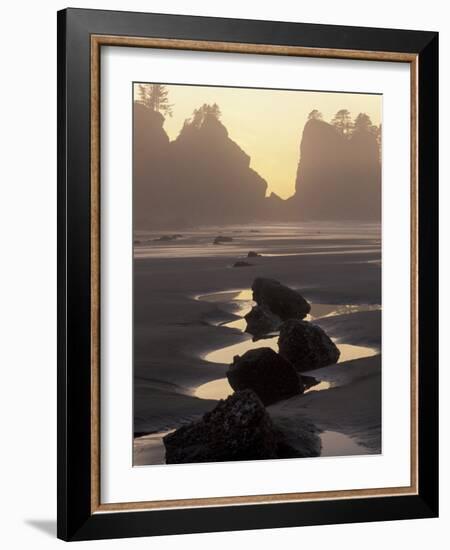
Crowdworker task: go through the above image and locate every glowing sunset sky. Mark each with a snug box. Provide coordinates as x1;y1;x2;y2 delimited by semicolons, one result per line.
134;83;382;199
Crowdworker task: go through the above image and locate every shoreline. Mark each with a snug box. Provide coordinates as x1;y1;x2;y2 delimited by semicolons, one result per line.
134;292;382;465
133;223;381;464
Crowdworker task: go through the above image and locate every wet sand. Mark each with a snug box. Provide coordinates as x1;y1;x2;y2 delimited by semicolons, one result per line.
268;355;382;453
133;223;381;464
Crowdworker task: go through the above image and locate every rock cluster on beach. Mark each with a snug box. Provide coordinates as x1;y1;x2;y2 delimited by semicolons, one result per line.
227;348;304;406
163;278;341;464
231;278;339;401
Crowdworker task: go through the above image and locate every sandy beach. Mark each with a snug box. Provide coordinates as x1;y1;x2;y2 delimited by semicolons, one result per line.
133;223;381;465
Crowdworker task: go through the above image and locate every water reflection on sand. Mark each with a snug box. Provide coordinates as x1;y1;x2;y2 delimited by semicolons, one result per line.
320;431;367;457
194;290;379;401
134;430;173;466
202;337;377;366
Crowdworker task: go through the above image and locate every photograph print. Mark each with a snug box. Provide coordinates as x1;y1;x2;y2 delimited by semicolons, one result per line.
132;82;382;466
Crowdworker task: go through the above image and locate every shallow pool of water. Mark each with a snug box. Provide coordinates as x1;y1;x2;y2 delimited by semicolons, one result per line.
194;376;334;400
304;380;332;393
202;336;376;366
195;378;234;400
320;430;367;457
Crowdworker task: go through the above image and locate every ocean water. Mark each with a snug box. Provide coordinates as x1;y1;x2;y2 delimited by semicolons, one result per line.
134;222;381;259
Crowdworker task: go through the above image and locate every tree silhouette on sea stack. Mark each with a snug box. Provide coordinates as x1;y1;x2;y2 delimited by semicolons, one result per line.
186;103;222;128
331;109;353;136
137;84;173;117
308;109;323;121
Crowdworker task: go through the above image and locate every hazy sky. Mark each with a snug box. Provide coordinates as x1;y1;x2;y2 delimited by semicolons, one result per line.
134;83;382;199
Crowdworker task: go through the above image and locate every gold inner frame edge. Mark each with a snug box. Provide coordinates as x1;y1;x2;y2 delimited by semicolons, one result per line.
90;34;419;514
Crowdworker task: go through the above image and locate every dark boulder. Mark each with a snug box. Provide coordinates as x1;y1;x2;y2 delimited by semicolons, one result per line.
278;319;340;372
227;348;304;406
244;305;281;337
252;277;311;320
163;390;278;464
247;251;261;257
233;261;253;268
213;236;233;244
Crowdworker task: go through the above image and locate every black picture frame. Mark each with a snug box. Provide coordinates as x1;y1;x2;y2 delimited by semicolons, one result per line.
57;7;438;541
